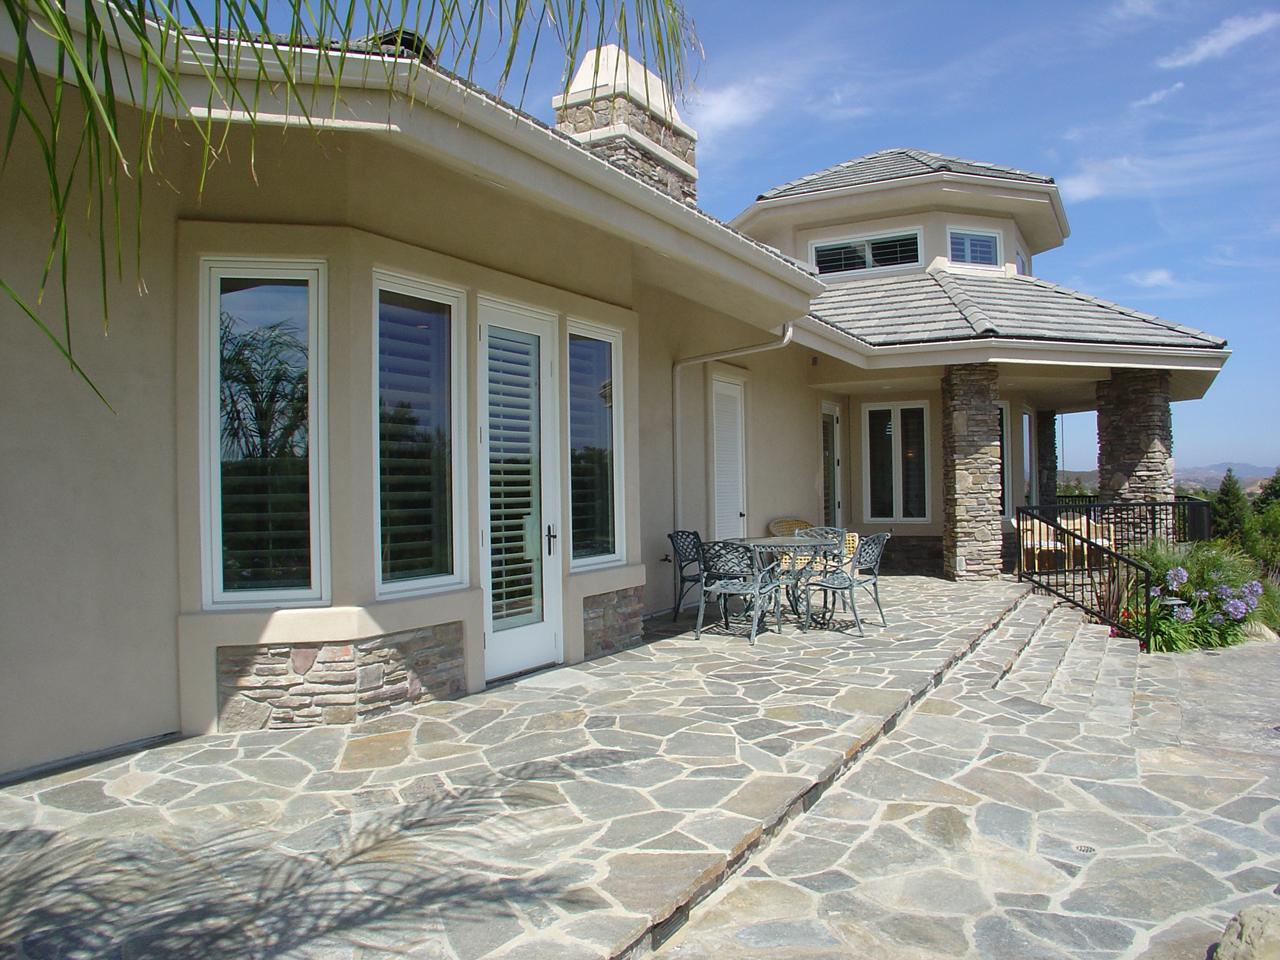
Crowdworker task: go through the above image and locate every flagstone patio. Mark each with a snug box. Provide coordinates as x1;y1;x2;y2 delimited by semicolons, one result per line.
0;576;1029;959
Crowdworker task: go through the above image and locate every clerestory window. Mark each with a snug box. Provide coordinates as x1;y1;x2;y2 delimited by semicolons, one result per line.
814;231;920;275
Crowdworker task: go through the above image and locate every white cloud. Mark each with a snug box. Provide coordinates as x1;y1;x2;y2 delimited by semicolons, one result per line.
687;81;779;144
1127;267;1177;287
1157;11;1280;68
1059;119;1280;202
1131;81;1184;108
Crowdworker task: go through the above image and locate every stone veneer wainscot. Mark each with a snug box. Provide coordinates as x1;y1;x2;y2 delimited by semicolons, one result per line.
216;622;465;732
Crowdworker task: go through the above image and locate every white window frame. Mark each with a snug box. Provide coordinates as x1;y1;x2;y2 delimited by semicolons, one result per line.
1022;408;1038;509
948;227;1002;267
996;400;1014;519
566;318;626;571
809;226;923;280
199;257;329;609
371;269;469;600
861;400;931;524
821;400;843;527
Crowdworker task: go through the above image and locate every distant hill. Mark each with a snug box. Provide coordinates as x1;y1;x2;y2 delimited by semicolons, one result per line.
1058;463;1276;495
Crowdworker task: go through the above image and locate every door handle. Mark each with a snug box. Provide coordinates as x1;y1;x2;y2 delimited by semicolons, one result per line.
738;512;746;518
546;524;558;556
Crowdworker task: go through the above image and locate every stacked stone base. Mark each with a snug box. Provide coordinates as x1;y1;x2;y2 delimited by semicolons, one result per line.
878;536;943;576
583;585;646;659
217;621;464;732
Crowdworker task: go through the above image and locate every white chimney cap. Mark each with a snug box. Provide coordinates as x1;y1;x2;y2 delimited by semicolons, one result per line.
551;44;694;139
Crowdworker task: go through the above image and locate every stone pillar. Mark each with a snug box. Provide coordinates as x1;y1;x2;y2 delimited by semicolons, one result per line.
1036;410;1058;505
1096;369;1173;502
552;45;698;204
942;364;1005;580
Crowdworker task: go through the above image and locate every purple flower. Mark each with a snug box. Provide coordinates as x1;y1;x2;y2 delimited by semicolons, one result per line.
1194;589;1210;602
1215;584;1235;601
1166;567;1189;590
1149;585;1163;598
1243;580;1264;601
1173;605;1194;623
1245;595;1259;612
1210;613;1225;626
1223;598;1248;621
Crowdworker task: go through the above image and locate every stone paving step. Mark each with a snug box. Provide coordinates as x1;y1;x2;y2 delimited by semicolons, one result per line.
654;604;1280;960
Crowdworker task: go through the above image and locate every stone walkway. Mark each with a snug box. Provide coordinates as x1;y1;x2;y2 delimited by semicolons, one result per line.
0;577;1028;959
657;599;1280;960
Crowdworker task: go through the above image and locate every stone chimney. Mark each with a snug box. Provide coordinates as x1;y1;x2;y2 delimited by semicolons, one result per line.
552;45;698;204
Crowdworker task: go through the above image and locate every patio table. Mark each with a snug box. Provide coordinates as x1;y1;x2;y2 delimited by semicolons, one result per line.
730;535;838;624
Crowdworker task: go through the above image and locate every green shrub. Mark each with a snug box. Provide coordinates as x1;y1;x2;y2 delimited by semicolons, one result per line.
1125;541;1268;652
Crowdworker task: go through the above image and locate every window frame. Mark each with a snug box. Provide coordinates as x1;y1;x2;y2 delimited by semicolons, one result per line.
861;400;931;524
371;269;469;600
199;257;329;609
1022;408;1038;509
996;400;1014;519
948;227;1002;267
808;226;923;280
565;317;626;571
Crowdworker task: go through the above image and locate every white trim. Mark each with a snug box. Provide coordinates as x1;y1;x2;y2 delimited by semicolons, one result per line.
821;400;843;527
566;318;627;572
569;125;698;180
371;269;469;600
808;226;923;280
709;372;749;540
1021;407;1038;509
996;400;1013;520
861;400;931;524
477;295;564;681
732;171;1072;245
199;257;329;609
948;226;1002;268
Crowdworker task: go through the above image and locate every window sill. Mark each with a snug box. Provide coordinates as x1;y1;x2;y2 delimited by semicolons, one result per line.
375;576;471;603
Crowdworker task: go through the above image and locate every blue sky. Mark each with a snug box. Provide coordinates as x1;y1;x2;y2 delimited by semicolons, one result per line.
508;1;1280;471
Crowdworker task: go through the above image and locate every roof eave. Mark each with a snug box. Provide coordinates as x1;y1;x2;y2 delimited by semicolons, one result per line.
731;171;1071;246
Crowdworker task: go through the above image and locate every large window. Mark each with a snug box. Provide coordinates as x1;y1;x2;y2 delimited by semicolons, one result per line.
567;321;624;567
813;231;920;275
863;402;929;522
202;259;326;606
949;230;1000;265
375;272;466;596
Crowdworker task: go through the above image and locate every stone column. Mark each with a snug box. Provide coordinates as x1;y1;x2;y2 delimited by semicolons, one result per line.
1096;369;1173;502
1036;411;1059;505
942;364;1004;580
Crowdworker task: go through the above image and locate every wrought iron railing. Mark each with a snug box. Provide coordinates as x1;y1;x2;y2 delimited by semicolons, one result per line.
1015;498;1212;643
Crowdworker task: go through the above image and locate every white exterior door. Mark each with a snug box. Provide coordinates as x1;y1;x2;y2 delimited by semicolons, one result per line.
479;298;562;682
711;376;747;539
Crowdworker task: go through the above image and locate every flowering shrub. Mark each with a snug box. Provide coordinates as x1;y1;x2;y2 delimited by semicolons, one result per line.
1126;542;1276;653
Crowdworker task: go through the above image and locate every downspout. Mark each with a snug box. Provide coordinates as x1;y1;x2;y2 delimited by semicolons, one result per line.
671;321;796;532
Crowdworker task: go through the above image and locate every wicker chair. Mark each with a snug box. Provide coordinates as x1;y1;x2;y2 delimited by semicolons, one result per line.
667;530;703;621
768;517;813;537
695;540;782;646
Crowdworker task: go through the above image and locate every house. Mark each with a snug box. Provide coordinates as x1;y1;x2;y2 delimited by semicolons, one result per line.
0;28;1228;779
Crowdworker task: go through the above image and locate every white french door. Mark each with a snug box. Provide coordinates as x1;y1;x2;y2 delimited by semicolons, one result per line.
479;298;562;681
711;376;747;539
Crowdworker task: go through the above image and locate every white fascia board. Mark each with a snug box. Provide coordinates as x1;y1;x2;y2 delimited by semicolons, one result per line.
733;172;1071;244
794;316;1231;374
2;10;818;305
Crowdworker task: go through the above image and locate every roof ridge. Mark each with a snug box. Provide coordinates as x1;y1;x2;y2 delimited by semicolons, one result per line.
928;264;998;336
1013;274;1226;346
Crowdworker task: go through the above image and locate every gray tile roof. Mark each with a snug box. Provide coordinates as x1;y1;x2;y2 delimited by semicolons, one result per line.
759;148;1055;201
810;265;1226;351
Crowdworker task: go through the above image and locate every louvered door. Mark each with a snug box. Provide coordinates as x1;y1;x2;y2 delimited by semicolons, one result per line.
479;299;562;681
711;377;746;539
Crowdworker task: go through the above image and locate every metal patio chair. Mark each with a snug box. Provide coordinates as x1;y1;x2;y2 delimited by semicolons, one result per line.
668;530;703;621
695;540;782;646
851;532;891;627
797;526;858;633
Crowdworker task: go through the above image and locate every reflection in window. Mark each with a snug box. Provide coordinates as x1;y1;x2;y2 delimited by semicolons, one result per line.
378;287;454;585
950;231;999;265
217;277;312;591
815;233;919;274
867;408;894;519
568;332;617;561
866;404;928;521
